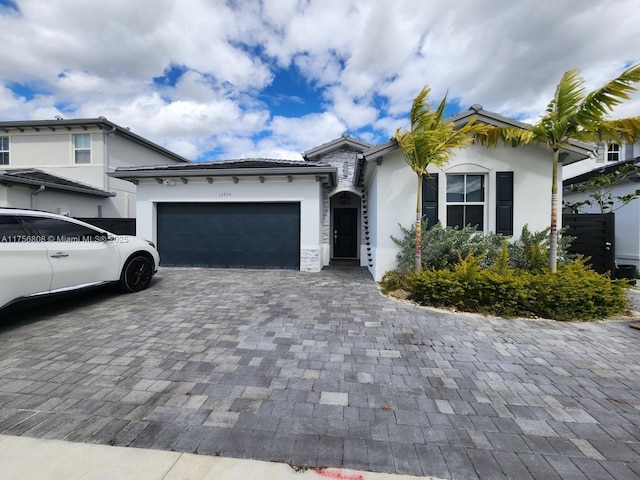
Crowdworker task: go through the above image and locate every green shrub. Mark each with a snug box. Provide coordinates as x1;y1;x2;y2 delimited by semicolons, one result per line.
525;258;628;321
508;225;575;271
379;270;409;294
391;221;575;273
381;254;629;321
391;221;505;272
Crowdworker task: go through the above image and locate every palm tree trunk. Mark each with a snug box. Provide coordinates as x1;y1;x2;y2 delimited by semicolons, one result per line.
415;172;423;273
549;149;559;273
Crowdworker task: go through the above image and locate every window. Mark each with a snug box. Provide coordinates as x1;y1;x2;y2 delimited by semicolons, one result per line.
27;216;103;242
73;133;91;164
606;143;620;162
446;174;485;231
0;136;8;165
0;215;28;242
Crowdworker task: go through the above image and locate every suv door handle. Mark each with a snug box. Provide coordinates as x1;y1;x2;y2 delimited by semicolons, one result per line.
50;252;69;258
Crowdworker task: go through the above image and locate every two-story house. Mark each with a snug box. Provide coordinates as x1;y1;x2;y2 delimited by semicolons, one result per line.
0;118;189;220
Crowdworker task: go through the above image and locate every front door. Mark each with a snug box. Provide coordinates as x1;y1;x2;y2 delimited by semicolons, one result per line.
333;208;358;258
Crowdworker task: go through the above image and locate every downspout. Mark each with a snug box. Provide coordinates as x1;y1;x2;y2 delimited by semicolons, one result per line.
31;185;45;210
104;124;117;217
104;125;116;191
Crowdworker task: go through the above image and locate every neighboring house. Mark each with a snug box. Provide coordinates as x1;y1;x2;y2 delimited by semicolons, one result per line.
0;118;190;218
111;105;593;280
563;139;639;179
563;156;640;269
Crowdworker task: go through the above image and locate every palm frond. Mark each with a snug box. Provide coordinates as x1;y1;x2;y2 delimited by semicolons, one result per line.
474;125;535;147
433;92;448;127
409;87;432;133
396;86;490;172
576;63;640;125
602;116;640;143
552;69;585;121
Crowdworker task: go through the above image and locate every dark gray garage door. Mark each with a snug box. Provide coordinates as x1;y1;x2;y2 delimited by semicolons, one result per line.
157;202;300;269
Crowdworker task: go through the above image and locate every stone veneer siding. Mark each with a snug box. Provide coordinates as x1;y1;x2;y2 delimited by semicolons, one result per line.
300;248;321;272
318;146;362;244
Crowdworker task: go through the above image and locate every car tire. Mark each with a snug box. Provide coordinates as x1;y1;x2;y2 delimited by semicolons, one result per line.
119;255;153;293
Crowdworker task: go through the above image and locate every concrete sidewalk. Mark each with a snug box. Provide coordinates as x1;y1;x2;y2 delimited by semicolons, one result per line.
0;434;438;480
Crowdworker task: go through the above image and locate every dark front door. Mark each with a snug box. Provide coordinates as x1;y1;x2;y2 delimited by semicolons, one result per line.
157;202;300;269
333;208;358;258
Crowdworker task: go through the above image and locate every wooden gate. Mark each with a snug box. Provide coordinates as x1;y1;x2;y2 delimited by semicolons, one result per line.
562;213;615;277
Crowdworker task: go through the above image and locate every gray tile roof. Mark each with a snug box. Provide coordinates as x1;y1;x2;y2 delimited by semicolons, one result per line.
302;133;373;160
0;169;115;197
113;158;328;172
110;158;339;187
563;156;640;186
0;118;191;164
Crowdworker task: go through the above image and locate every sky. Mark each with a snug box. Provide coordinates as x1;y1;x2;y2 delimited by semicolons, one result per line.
0;0;639;162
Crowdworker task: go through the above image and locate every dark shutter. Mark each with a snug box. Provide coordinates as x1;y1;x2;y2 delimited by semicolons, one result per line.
422;173;439;228
496;172;513;236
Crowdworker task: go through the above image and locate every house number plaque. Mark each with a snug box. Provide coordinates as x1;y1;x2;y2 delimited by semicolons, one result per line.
219;192;231;197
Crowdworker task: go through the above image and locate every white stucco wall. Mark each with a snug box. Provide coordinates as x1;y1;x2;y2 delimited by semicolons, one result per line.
366;143;560;280
0;184;109;217
133;175;325;272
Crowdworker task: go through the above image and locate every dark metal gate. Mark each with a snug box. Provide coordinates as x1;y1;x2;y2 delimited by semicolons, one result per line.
76;218;136;235
563;213;615;276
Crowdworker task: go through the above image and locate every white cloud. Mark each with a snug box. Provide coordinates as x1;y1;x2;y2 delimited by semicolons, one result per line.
0;0;638;160
270;112;347;151
325;87;378;130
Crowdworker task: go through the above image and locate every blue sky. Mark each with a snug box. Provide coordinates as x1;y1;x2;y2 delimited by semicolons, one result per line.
0;0;639;162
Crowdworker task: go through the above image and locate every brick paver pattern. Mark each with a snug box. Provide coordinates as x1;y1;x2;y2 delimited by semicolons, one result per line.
0;267;639;479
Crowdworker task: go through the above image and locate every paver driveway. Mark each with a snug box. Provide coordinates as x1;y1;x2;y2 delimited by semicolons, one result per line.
0;267;639;479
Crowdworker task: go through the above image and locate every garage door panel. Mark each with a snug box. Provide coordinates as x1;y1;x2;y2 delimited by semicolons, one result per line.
157;203;300;269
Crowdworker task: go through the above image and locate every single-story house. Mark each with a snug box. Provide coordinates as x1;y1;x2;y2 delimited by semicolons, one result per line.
111;105;593;281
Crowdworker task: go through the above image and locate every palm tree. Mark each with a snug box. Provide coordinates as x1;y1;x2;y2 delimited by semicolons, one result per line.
476;63;640;273
395;87;489;273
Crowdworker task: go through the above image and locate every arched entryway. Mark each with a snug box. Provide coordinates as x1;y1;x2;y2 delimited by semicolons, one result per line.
330;190;361;261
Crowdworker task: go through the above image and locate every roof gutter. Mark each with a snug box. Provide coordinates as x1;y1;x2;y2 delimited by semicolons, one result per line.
0;177;115;197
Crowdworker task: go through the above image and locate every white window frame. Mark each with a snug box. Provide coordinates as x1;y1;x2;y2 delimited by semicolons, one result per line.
606;142;620;162
0;136;8;165
445;173;487;232
73;133;91;164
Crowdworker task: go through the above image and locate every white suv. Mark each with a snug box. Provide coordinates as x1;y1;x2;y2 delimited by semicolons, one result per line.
0;208;160;311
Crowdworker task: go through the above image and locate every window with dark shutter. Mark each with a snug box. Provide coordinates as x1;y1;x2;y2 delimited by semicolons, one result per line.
495;171;513;236
422;173;438;228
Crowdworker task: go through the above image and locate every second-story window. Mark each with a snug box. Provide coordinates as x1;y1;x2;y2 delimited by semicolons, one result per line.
0;136;9;165
606;143;620;162
74;133;91;164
